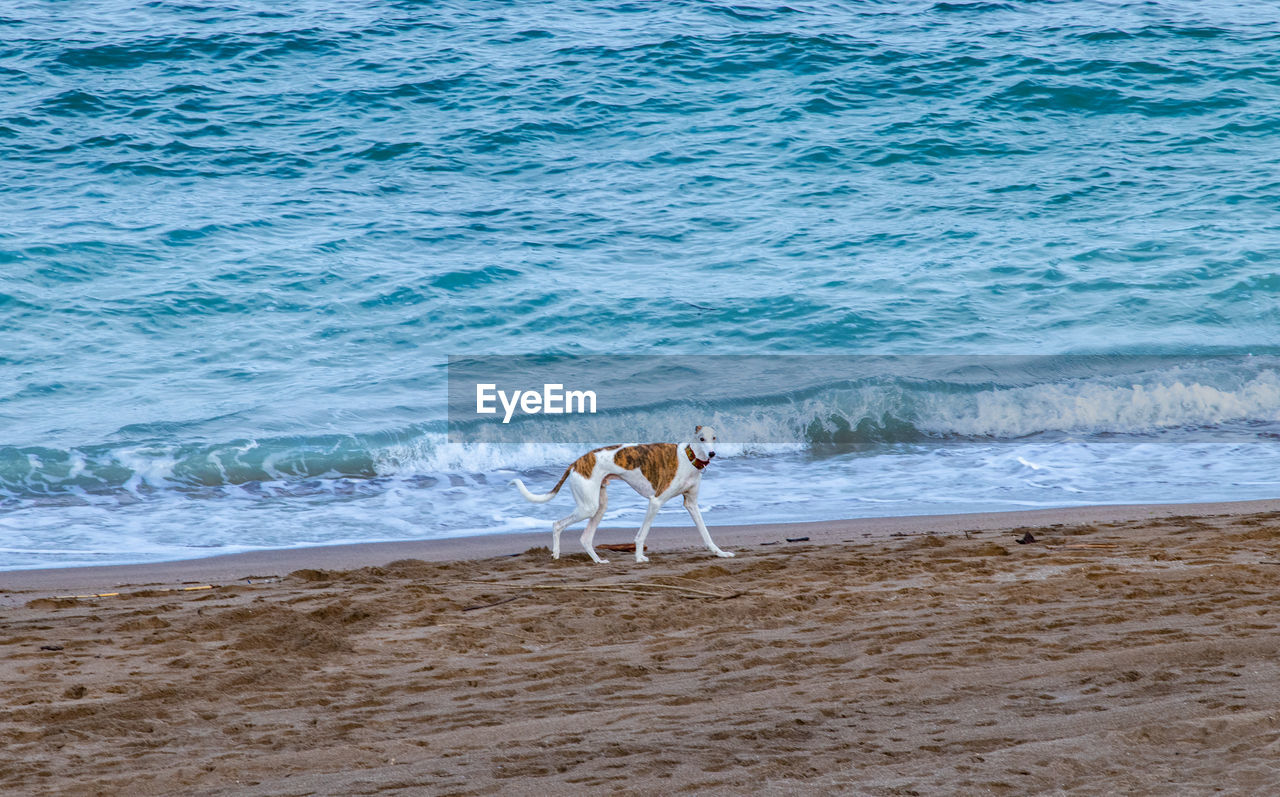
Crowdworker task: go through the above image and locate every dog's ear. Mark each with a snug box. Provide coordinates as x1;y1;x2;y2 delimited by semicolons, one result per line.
695;425;702;433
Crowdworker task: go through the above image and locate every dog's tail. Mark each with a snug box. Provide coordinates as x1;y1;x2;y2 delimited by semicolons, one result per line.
510;465;573;504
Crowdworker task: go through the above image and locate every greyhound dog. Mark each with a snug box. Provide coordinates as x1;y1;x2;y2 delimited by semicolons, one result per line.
511;426;733;564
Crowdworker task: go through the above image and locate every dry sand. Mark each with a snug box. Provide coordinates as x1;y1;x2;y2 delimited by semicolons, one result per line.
5;501;1280;795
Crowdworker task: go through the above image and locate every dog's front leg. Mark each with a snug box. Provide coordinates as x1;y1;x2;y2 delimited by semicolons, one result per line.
684;492;734;558
633;498;662;563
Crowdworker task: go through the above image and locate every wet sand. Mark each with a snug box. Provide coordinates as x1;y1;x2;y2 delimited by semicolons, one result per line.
4;500;1280;795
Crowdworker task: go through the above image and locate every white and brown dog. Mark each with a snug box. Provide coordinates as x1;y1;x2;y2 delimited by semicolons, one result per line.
512;426;733;564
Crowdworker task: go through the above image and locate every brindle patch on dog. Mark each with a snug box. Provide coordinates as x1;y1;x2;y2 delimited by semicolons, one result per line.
572;451;596;478
572;444;623;479
613;443;679;495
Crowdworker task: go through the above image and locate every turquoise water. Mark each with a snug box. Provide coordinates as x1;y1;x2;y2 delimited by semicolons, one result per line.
3;1;1280;568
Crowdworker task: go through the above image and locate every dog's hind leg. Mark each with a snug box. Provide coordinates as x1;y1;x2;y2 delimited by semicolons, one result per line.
551;474;597;560
684;492;734;558
552;506;592;560
633;497;663;563
558;474;611;564
579;483;609;564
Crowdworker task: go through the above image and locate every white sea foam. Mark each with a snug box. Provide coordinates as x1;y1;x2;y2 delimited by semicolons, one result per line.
7;437;1280;571
3;363;1280;569
939;371;1280;438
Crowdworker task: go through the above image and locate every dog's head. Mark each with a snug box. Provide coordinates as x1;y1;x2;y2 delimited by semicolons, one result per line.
691;425;718;462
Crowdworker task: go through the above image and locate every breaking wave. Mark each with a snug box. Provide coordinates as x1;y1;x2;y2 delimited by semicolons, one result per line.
5;359;1277;509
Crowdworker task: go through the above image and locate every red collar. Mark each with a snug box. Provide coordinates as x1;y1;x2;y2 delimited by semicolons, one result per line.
685;445;710;470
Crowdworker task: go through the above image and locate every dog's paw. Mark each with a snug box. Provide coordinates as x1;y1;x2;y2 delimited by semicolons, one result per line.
594;558;610;565
715;550;736;558
635;554;650;563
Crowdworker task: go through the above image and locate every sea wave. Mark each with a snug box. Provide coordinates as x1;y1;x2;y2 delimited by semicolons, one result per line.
4;360;1277;506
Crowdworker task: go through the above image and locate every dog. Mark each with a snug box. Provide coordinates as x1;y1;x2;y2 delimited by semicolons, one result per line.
511;425;733;564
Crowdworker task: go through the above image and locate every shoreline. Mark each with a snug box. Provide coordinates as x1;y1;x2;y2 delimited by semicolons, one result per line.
6;496;1280;596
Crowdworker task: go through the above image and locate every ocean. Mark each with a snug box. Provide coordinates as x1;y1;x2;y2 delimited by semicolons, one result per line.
2;0;1279;569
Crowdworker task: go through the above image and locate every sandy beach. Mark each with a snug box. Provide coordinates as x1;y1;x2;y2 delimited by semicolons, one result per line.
5;500;1280;795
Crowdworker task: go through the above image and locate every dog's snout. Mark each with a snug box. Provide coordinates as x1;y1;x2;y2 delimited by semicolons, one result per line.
708;451;716;458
